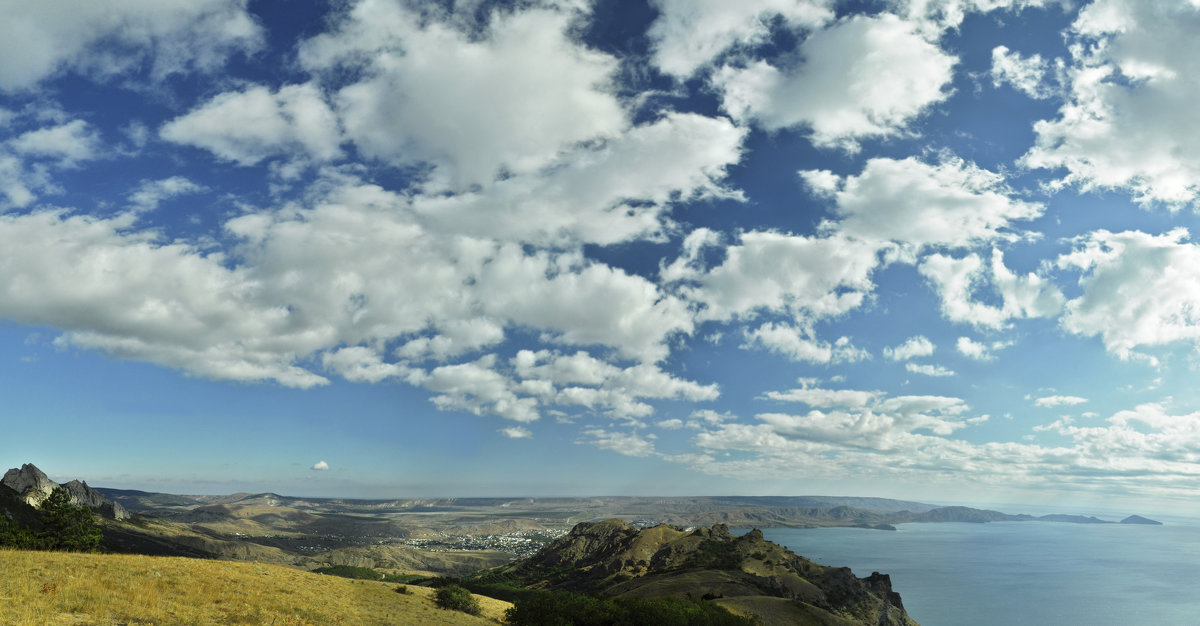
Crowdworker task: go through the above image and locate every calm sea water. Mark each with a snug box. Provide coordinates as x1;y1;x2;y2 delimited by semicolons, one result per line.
735;519;1200;626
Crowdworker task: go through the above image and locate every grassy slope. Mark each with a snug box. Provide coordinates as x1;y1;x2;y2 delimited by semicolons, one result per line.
0;549;510;625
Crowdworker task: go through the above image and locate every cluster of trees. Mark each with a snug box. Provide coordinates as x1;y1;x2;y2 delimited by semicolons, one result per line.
0;488;101;552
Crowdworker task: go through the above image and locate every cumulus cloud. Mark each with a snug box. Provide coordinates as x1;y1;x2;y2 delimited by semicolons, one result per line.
647;0;834;78
10;120;102;166
1023;0;1200;208
411;112;745;247
311;460;329;471
713;14;956;149
161;83;341;167
499;426;532;439
956;336;1008;360
905;362;956;377
804;156;1044;250
127;177;206;213
1058;228;1200;359
884;336;935;361
1035;395;1087;407
299;2;625;191
702;386;974;452
920;249;1064;329
577;428;657;457
669;230;881;324
743;324;869;364
990;45;1057;99
0;0;261;91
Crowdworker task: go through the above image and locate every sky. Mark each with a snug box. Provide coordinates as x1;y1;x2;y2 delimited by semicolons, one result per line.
4;0;1200;513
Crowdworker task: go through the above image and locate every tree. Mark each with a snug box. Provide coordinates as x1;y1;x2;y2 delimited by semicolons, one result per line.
38;487;101;551
434;584;482;616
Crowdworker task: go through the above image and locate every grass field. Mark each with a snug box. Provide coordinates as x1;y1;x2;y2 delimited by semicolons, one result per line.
0;549;510;625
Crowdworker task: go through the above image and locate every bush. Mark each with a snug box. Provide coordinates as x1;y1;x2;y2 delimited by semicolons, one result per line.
435;584;482;616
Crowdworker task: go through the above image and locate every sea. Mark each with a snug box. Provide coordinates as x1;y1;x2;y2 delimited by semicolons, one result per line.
735;515;1200;626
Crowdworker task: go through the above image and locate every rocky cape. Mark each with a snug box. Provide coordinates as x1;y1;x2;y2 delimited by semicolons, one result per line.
477;519;918;626
2;463;128;520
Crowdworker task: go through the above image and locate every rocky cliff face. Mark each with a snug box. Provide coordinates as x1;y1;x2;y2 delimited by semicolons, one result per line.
2;463;58;507
2;463;128;520
490;519;918;626
61;479;128;520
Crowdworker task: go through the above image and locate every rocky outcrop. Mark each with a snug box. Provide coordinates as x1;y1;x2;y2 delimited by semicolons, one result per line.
62;479;129;520
489;519;918;625
2;463;58;507
2;463;128;520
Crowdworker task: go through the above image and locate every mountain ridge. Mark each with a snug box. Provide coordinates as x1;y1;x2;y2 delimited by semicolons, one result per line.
475;519;918;625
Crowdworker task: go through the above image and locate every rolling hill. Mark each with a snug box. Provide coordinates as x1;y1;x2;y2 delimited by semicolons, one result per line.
0;548;509;625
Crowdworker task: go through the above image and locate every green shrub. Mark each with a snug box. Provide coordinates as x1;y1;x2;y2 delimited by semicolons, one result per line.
435;584;482;616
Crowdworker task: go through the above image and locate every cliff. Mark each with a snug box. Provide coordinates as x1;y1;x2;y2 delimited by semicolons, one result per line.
2;463;128;520
484;519;918;626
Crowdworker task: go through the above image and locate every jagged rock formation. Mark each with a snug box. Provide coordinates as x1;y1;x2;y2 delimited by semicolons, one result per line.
2;463;128;520
485;519;918;625
61;479;128;520
2;463;59;507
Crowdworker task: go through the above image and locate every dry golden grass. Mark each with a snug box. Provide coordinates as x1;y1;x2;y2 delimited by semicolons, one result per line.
0;549;510;625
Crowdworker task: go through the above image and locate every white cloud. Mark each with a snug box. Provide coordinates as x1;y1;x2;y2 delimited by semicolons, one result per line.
411;112;745;247
884;336;935;361
1035;395;1087;407
956;336;1008;360
647;0;834;78
713;14;955;149
763;381;882;408
721;391;973;451
10;120;102;166
657;419;685;430
161;83;341;167
888;0;1055;32
499;426;532;439
127;177;206;213
1023;0;1200;208
300;2;625;191
578;428;657;457
805;156;1044;250
743;324;869;364
921;249;1064;329
1058;228;1200;358
0;0;261;91
311;460;330;471
670;230;881;323
990;45;1057;99
513;349;719;420
905;362;956;377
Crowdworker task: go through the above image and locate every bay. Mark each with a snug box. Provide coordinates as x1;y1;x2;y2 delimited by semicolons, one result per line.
737;520;1200;625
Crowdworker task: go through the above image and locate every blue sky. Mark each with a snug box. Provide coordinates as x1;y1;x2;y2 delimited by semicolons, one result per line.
4;0;1200;513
